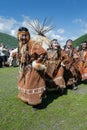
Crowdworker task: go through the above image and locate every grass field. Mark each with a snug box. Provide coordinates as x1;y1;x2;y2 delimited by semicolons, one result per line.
0;67;87;130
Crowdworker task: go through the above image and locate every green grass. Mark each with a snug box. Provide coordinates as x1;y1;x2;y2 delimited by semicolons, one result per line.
0;67;87;130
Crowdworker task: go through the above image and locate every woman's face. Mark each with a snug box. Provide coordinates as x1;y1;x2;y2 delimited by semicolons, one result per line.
18;32;30;44
66;41;72;49
52;41;59;50
82;43;87;50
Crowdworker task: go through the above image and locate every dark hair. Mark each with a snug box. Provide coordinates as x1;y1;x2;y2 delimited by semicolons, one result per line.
81;41;87;50
18;27;30;39
81;41;87;44
56;46;61;59
51;39;58;42
66;39;73;45
50;39;59;47
18;27;29;32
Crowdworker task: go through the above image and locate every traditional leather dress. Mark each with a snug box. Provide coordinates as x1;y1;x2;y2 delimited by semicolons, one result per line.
18;40;47;105
63;47;80;86
78;49;87;80
45;48;66;91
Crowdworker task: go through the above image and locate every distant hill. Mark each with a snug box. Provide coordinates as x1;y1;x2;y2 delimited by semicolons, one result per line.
0;32;18;48
73;34;87;47
0;32;87;49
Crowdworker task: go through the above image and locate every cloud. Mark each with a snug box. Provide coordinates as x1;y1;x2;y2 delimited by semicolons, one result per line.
81;29;87;34
72;18;87;28
0;16;36;37
73;18;83;24
0;16;87;47
0;15;68;46
57;28;65;34
0;16;20;37
73;18;87;35
73;18;87;29
46;30;67;46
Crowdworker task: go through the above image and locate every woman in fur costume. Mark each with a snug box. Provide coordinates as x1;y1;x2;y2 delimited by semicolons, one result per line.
63;39;80;90
17;27;47;107
45;39;68;91
78;41;87;81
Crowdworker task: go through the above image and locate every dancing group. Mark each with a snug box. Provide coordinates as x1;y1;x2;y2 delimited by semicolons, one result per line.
17;27;87;109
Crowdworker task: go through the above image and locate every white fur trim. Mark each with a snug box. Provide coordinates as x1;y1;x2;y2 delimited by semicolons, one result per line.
61;62;65;67
32;60;47;70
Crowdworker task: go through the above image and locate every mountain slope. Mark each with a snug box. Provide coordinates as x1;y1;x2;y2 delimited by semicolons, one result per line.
73;33;87;47
0;32;18;48
0;32;87;48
